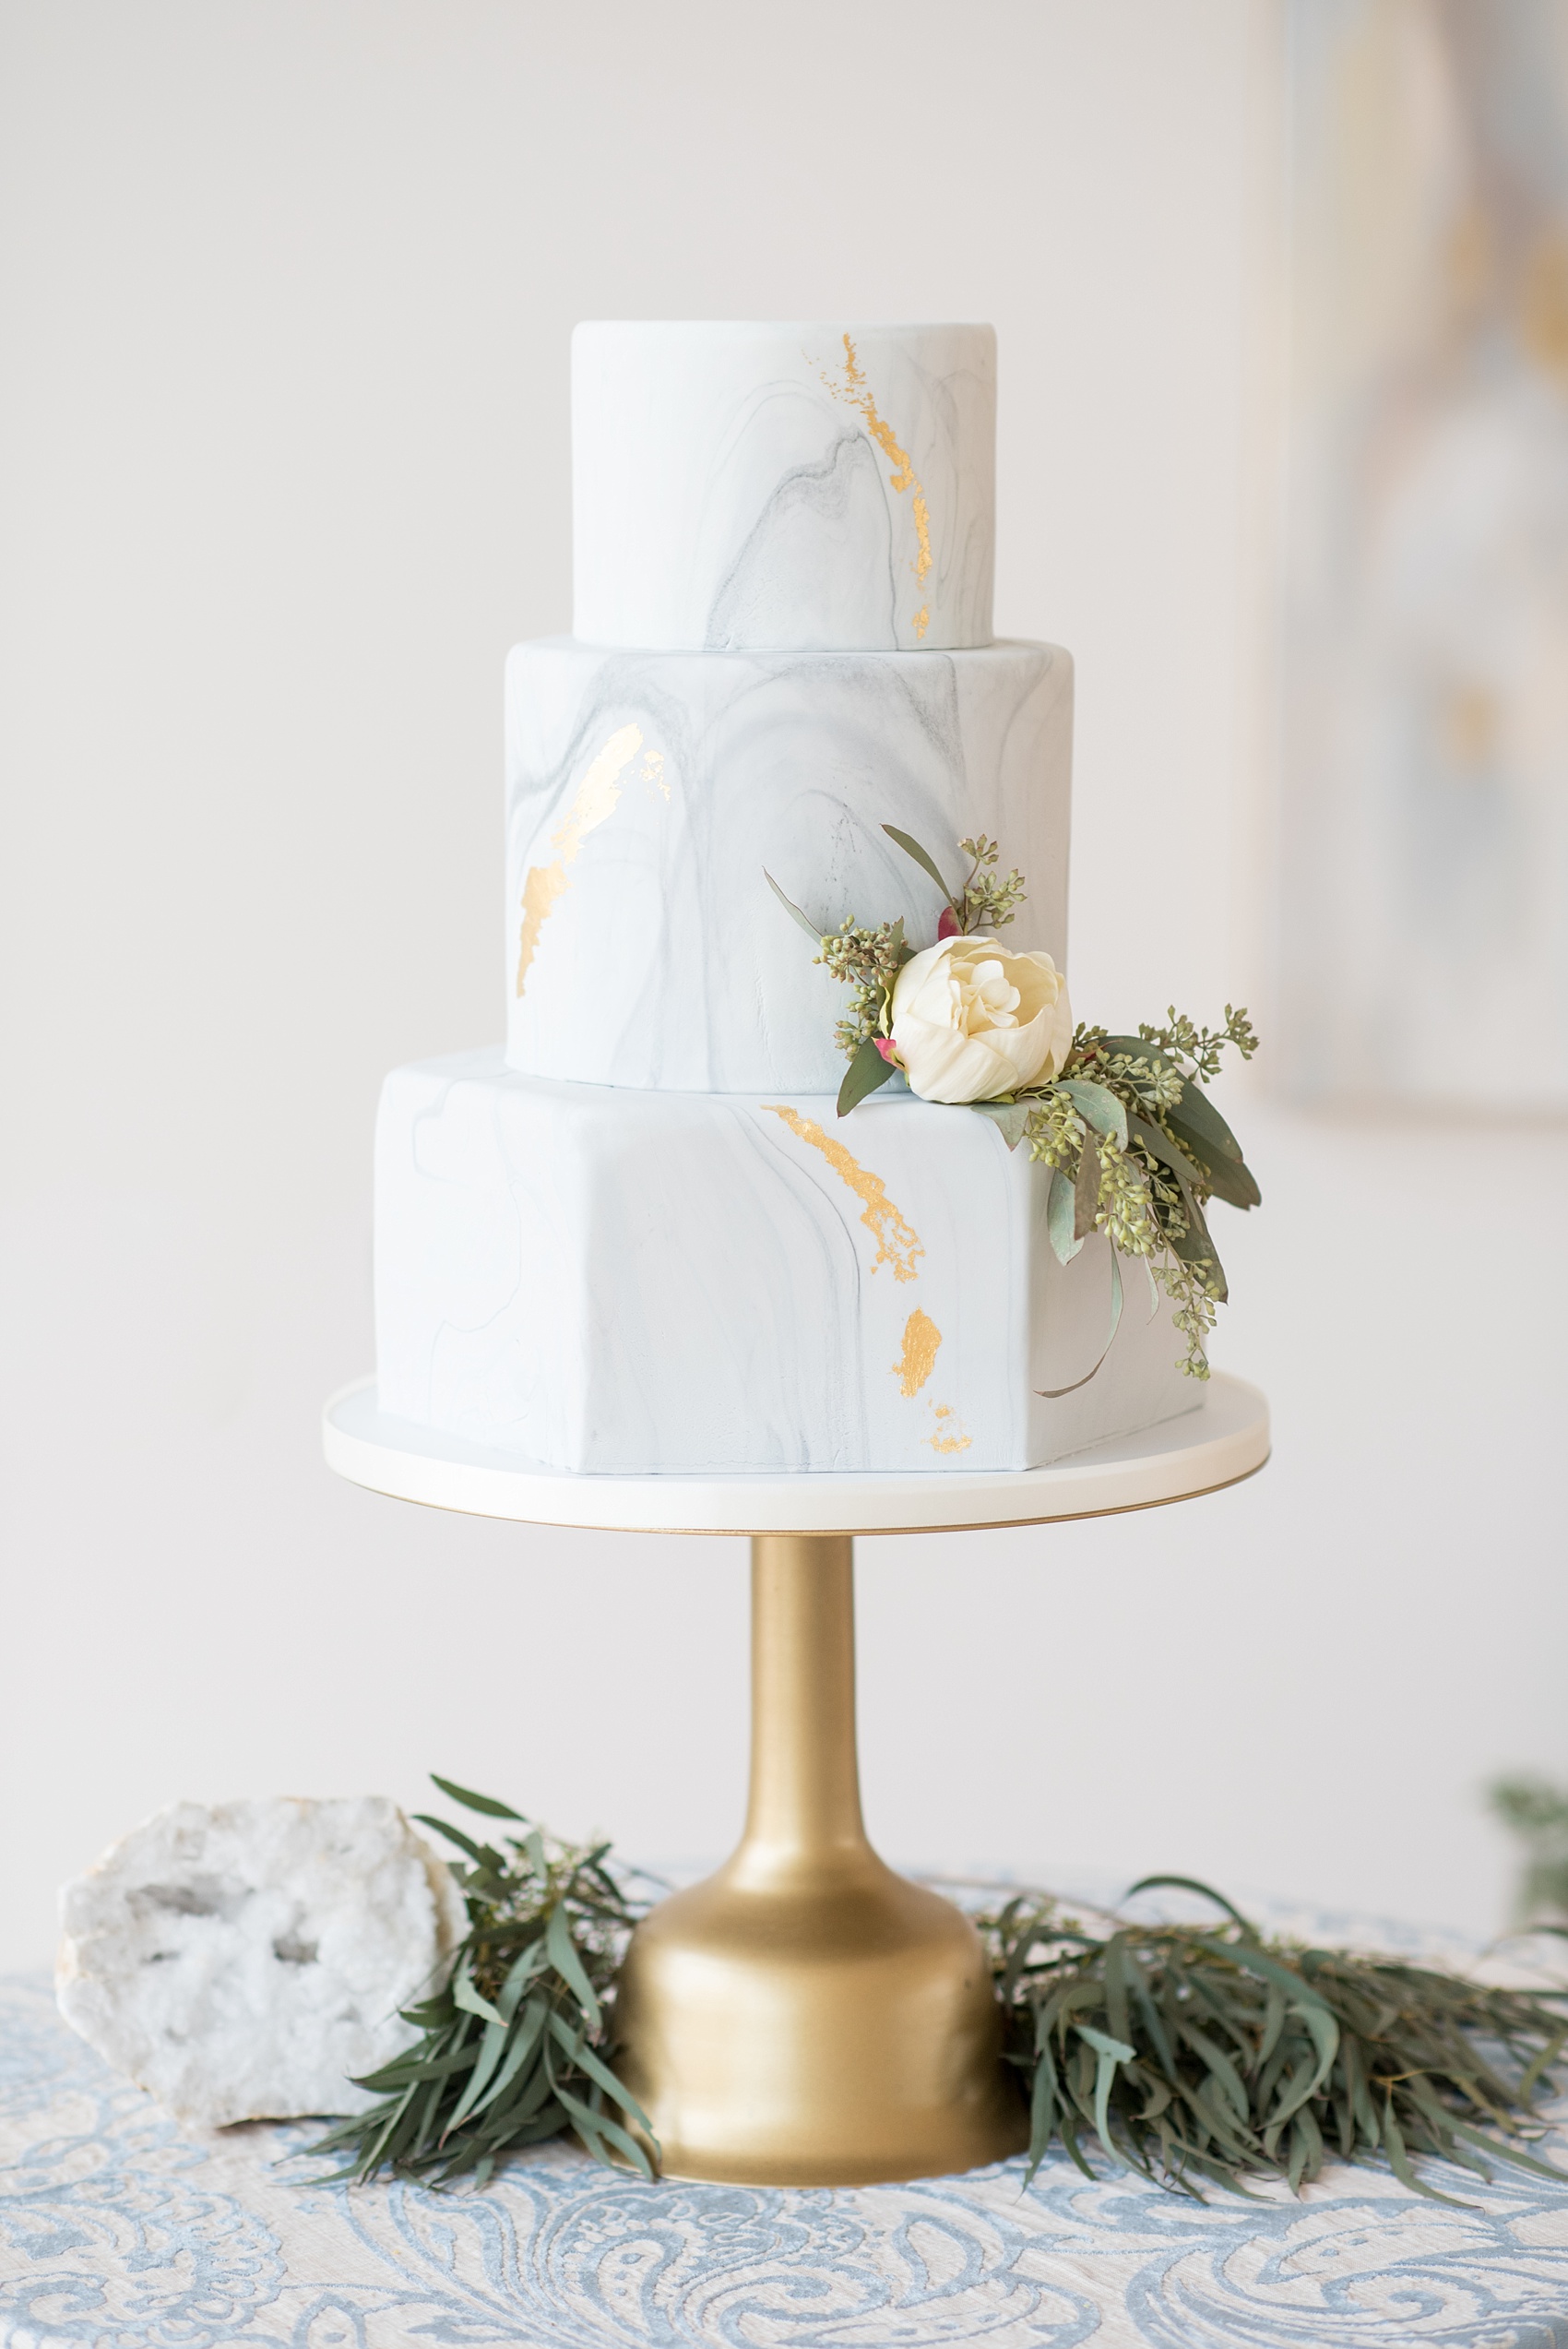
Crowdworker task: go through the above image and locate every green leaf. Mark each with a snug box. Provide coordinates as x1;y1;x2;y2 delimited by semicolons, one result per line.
1165;1076;1246;1164
519;1827;548;1878
476;2011;554;2128
467;1998;549;2121
1382;2093;1476;2207
429;1776;526;1821
452;1965;507;2031
1287;2103;1323;2191
1075;2025;1134;2166
1047;1165;1084;1265
1076;2023;1136;2064
970;1098;1031;1151
1518;2023;1568;2103
882;823;957;906
445;2015;510;2131
1127;1114;1206;1200
1098;1032;1175;1066
545;1902;602;2033
837;1036;897;1118
545;2009;654;2131
1183;1936;1336;2019
1168;1195;1229;1304
554;2080;657;2179
354;2082;421;2176
1175;2021;1252;2126
1164;1112;1262;1210
1073;1130;1100;1241
411;1815;510;1881
1023;2033;1060;2186
494;1938;547;2024
1125;1877;1256;1932
1059;1079;1128;1148
764;869;826;942
1448;2119;1568;2182
1273;2005;1340;2126
350;2037;475;2092
1095;1040;1253;1174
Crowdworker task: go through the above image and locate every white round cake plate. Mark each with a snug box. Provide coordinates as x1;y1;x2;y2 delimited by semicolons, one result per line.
321;1372;1268;1538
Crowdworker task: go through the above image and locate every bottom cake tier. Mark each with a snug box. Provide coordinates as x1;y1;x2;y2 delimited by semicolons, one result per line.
374;1049;1202;1475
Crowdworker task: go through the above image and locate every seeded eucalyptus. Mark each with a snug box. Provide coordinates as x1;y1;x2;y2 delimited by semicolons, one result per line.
1019;1010;1259;1378
767;825;1262;1377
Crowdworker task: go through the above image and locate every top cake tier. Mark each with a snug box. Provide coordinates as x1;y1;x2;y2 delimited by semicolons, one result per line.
571;322;996;653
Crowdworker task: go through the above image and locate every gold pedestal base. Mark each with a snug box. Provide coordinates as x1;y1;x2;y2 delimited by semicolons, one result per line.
614;1534;1028;2187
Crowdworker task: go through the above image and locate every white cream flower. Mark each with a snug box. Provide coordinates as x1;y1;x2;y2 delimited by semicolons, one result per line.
887;935;1073;1103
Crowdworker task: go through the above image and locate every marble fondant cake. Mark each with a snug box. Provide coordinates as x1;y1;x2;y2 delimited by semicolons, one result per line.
374;320;1198;1474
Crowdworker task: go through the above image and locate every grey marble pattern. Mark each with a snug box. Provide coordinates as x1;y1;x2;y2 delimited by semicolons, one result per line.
374;1053;1196;1477
571;321;995;652
504;638;1072;1094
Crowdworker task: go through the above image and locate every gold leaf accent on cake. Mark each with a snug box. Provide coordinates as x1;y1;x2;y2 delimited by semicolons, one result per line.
515;722;644;995
641;747;670;802
516;862;571;987
819;333;934;626
910;498;931;588
762;1104;924;1282
894;1307;942;1397
924;1402;972;1455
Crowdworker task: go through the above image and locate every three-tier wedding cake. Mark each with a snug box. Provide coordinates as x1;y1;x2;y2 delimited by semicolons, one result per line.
374;321;1196;1474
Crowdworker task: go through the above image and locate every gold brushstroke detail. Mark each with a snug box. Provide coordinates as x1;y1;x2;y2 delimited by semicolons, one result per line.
515;722;644;995
894;1308;942;1397
517;863;570;985
925;1401;972;1456
641;748;670;802
910;498;931;589
762;1104;923;1282
818;332;934;629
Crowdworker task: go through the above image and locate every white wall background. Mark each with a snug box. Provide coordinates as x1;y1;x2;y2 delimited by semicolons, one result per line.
3;0;1563;1970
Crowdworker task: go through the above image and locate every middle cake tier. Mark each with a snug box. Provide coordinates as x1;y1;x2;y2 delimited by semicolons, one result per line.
505;636;1072;1094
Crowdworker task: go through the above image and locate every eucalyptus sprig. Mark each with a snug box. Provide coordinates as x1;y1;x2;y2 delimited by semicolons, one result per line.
1019;1012;1262;1378
873;825;1027;936
1491;1776;1568;1925
818;916;909;1059
309;1778;655;2188
954;835;1028;933
980;1878;1568;2203
765;826;1264;1376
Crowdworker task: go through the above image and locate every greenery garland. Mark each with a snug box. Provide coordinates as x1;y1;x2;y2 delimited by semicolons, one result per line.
315;1782;1568;2203
767;827;1262;1378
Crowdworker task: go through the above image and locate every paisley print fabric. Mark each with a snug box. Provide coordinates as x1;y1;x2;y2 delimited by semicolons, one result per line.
5;1973;1568;2347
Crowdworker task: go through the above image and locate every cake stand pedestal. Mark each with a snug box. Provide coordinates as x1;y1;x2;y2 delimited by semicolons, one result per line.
322;1373;1268;2187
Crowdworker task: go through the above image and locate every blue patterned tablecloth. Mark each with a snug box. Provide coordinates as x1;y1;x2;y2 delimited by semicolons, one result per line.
6;1971;1568;2348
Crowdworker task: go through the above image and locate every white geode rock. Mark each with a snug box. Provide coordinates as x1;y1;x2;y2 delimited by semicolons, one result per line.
56;1795;466;2126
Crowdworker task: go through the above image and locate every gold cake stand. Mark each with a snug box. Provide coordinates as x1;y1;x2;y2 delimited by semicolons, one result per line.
323;1374;1269;2187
